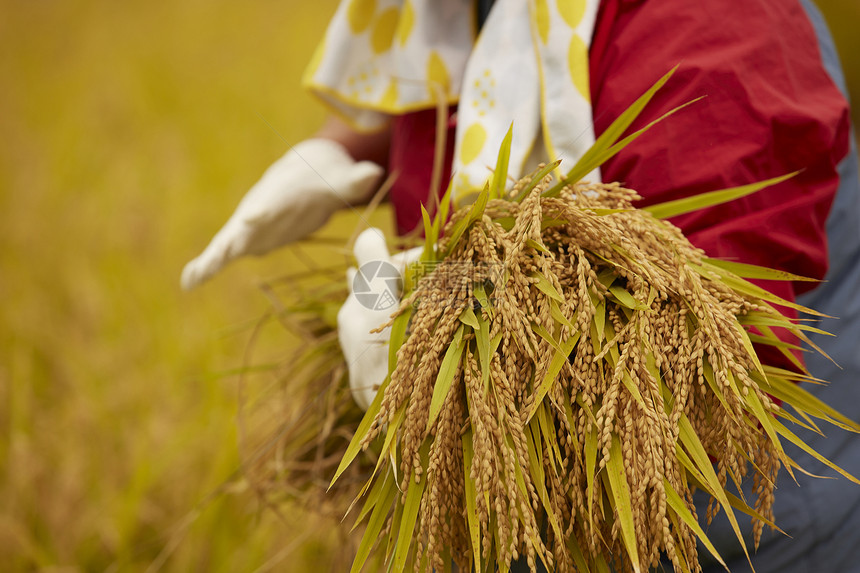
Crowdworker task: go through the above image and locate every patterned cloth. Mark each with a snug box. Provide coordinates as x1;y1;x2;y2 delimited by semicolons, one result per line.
303;0;601;198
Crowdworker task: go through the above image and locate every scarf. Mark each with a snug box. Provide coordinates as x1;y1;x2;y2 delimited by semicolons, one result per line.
303;0;601;198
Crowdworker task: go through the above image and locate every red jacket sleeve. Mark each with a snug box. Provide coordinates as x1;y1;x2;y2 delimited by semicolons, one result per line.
591;0;850;289
590;0;851;369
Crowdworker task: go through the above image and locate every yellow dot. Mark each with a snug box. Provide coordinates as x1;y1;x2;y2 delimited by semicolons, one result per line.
347;77;355;86
371;7;399;54
379;80;398;108
472;100;479;107
459;123;487;165
535;0;550;43
360;72;368;81
347;0;376;34
427;51;450;92
558;0;586;29
479;111;486;117
568;35;591;103
481;90;488;99
396;0;414;46
489;100;495;108
483;69;491;77
474;80;481;88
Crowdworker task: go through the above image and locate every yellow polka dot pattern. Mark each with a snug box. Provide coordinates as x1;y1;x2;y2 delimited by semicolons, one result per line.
567;34;590;103
557;0;586;29
535;0;550;44
371;7;399;54
397;0;414;47
427;51;450;92
347;0;376;33
459;123;487;165
379;79;399;107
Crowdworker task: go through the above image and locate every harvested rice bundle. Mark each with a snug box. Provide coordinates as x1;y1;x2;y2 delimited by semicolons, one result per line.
254;71;859;572
332;164;860;573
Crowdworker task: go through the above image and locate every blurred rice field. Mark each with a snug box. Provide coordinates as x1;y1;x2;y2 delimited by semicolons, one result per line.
0;1;857;572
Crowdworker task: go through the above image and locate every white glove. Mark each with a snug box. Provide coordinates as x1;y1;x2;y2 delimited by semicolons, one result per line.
338;228;423;410
181;138;384;290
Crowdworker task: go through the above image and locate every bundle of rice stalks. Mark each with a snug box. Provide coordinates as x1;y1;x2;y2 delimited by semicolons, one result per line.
325;72;860;572
247;69;859;572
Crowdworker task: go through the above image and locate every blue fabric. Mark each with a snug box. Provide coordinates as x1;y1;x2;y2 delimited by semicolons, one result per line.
698;2;860;571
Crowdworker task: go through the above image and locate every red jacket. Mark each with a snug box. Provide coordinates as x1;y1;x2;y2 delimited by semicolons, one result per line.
387;0;852;370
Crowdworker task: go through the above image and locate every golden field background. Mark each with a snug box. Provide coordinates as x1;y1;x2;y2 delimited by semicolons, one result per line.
1;1;858;571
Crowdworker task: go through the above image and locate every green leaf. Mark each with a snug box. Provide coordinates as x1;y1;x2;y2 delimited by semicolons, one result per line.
421;204;437;260
391;440;430;573
605;434;641;573
462;432;482;571
427;325;466;428
490;124;514;199
460;307;480;329
644;172;799;220
558;97;704;191
475;311;492;393
514;160;562;202
545;66;681;196
584;422;598;533
389;307;413;375
351;470;398;573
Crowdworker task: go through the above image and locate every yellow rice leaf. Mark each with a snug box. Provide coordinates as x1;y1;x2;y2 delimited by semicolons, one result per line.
758;373;860;432
620;370;646;409
566;531;593;573
427;324;465;428
530;270;565;302
773;419;860;485
677;414;752;567
528;332;581;421
531;321;563;353
703;258;817;283
644;172;799;220
605;434;641;573
550;300;576;330
608;286;642;310
663;479;727;569
526;238;551;254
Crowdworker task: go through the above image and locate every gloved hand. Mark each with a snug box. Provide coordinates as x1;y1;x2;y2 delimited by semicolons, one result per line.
181;138;384;290
338;228;423;410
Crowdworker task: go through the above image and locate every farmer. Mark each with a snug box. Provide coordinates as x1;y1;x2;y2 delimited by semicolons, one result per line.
182;0;860;570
